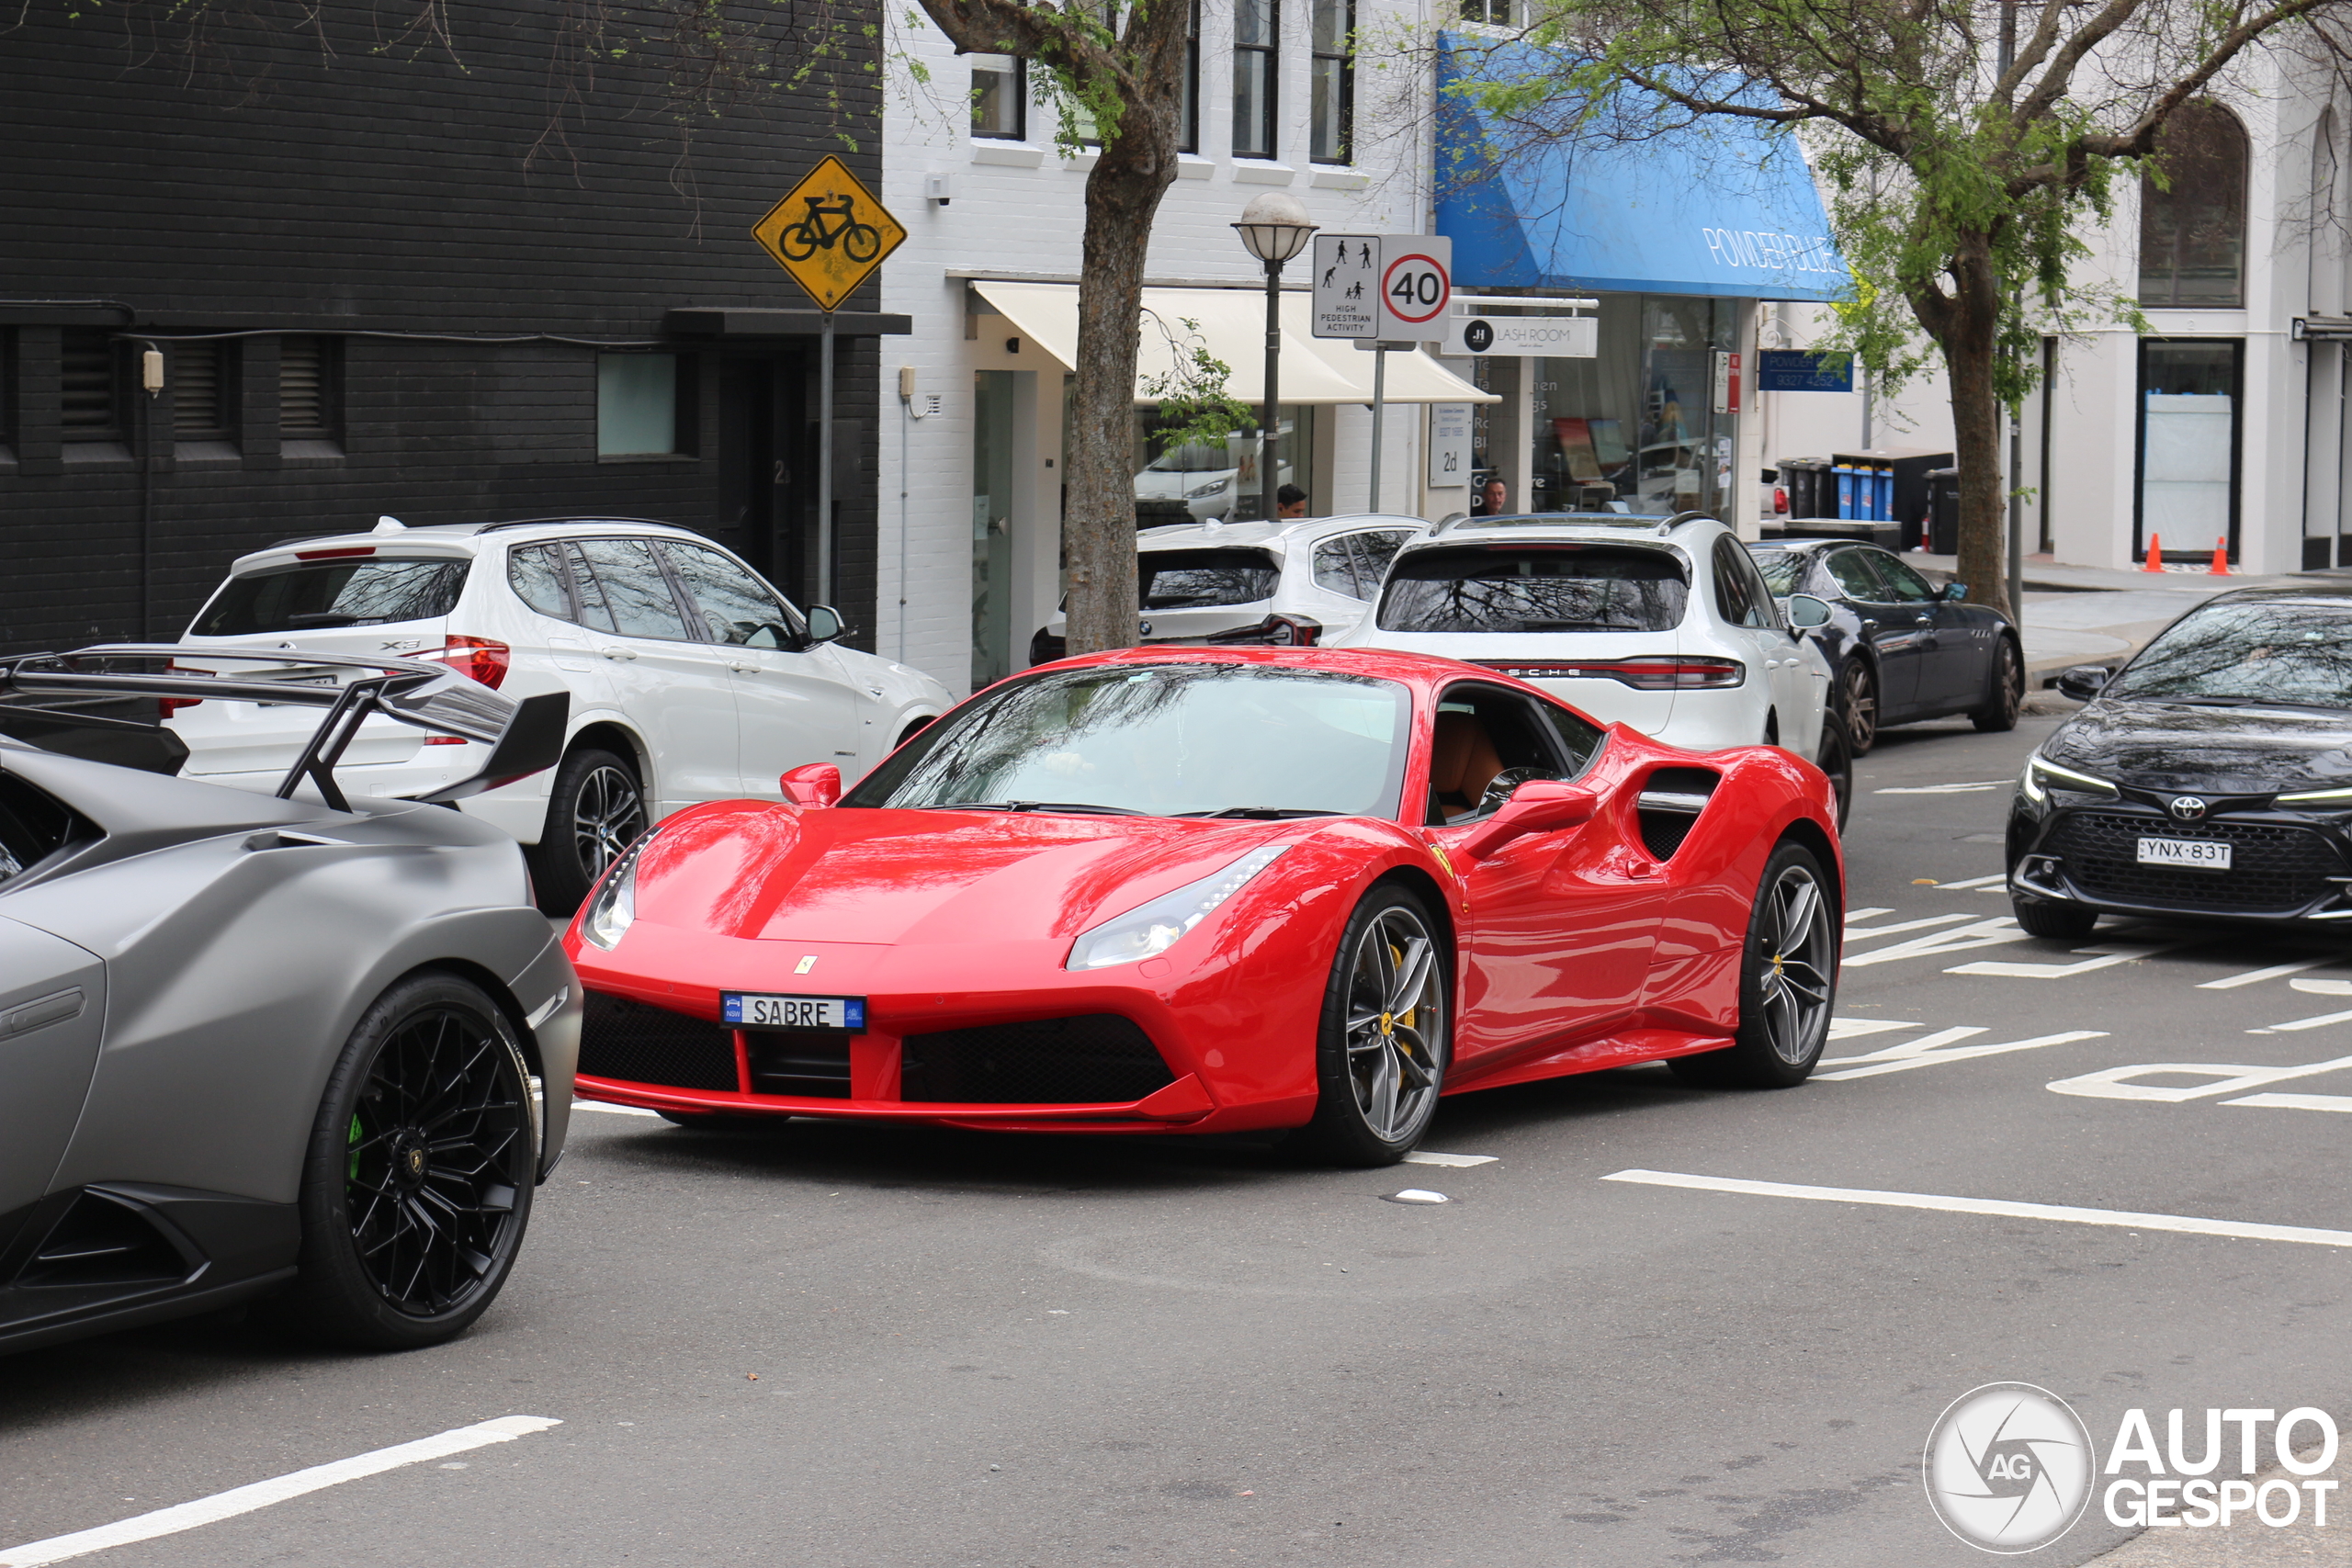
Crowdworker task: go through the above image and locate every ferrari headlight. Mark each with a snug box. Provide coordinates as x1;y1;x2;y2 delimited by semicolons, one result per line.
580;833;653;951
2020;753;2116;804
1066;844;1289;971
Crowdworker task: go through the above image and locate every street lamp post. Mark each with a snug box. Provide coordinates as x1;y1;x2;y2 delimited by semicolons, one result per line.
1232;193;1317;525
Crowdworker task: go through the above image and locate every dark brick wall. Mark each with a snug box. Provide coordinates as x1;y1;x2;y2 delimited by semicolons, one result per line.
0;0;888;651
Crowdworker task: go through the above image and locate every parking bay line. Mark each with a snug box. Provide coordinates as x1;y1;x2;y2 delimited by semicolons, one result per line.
2200;958;2337;989
0;1416;561;1568
1817;1030;2108;1080
2227;1092;2352;1112
1600;1170;2352;1248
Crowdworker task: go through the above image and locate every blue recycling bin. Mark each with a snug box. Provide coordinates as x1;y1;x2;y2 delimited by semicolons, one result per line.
1835;464;1856;519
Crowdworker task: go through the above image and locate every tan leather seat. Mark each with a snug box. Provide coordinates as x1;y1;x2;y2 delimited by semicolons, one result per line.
1430;712;1506;819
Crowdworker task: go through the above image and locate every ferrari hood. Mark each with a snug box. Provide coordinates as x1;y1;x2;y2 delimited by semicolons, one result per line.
630;804;1303;945
2048;698;2352;795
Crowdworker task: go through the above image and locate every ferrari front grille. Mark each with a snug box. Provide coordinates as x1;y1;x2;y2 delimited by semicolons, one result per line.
743;1031;853;1098
578;992;739;1091
2050;811;2343;912
900;1015;1176;1104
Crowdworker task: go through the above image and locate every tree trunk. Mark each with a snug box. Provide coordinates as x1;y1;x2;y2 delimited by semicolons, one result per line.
1930;239;2014;622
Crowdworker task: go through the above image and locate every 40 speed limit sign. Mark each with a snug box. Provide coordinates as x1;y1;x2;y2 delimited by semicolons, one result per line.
1379;239;1451;336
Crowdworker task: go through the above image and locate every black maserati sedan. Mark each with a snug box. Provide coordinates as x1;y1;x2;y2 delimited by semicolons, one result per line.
1749;537;2023;752
2008;585;2352;938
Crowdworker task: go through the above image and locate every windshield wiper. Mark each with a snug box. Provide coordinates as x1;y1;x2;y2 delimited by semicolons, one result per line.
917;800;1152;816
1178;807;1342;818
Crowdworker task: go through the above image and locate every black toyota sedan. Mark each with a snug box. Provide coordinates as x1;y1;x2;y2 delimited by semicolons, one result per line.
2008;586;2352;938
1749;538;2023;751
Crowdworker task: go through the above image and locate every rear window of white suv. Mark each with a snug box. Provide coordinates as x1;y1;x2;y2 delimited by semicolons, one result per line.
190;557;469;636
1377;544;1689;634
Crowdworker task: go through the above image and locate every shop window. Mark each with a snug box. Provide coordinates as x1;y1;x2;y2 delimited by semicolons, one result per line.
1132;403;1315;523
598;353;680;457
2137;339;2242;563
1524;295;1734;518
1233;0;1276;159
60;328;123;446
1179;1;1201;154
279;335;342;450
972;55;1025;140
2139;101;2248;309
1460;0;1512;22
173;341;237;451
1310;0;1352;164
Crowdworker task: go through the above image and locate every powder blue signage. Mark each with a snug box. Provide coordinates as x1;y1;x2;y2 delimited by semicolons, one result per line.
1757;350;1855;391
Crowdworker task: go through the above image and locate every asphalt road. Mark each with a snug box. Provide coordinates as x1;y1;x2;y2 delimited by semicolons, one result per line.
6;708;2350;1567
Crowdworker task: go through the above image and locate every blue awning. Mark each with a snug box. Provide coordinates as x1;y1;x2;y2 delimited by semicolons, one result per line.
1436;38;1851;302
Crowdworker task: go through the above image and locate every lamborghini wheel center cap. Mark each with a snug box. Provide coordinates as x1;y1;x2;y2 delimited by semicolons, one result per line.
391;1131;430;1189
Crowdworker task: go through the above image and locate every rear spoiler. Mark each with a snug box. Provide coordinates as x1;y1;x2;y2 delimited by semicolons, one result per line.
0;644;568;813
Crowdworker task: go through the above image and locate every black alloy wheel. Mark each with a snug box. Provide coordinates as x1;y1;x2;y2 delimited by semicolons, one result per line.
1292;886;1450;1166
1815;717;1853;832
528;746;647;913
1672;840;1838;1088
279;974;537;1349
1840;660;1879;754
1973;636;2025;733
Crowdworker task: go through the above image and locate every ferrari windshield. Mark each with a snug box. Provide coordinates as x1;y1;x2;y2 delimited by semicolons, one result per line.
843;663;1410;818
2106;601;2352;708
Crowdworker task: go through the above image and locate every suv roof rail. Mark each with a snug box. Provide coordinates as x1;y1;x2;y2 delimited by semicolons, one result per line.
1433;512;1682;536
472;515;692;536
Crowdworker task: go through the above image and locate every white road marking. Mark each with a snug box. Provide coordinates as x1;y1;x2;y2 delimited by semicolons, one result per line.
2199;959;2336;989
2265;1007;2352;1033
1826;1016;1921;1042
1934;872;2012;891
0;1416;561;1568
2290;977;2352;996
1600;1169;2352;1248
1403;1151;1498;1168
1874;781;2010;795
1842;912;1975;942
1821;1025;1986;1066
2227;1092;2352;1113
2048;1053;2352;1102
1842;916;2032;968
1948;939;2199;979
1843;907;1895;924
1818;1031;2107;1081
572;1100;660;1117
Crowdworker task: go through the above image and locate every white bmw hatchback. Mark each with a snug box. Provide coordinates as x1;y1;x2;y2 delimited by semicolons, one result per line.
1334;512;1843;802
166;516;950;907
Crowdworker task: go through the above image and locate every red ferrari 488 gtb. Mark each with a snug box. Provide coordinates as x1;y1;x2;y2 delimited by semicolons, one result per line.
564;649;1842;1165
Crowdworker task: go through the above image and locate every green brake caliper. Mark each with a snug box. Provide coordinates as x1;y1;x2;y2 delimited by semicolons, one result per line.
347;1112;363;1183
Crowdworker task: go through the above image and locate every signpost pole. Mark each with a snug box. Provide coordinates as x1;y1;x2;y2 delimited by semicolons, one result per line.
1368;347;1388;513
819;311;835;606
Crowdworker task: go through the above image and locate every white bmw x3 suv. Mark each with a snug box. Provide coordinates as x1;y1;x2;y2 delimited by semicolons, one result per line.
1334;511;1846;811
166;516;950;906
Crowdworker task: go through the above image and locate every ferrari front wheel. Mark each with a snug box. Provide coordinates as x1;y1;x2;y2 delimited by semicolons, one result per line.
278;973;538;1349
1292;886;1450;1167
1671;841;1838;1088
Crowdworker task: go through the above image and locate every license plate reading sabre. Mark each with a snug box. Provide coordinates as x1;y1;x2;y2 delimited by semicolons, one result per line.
2136;837;2231;871
722;993;866;1031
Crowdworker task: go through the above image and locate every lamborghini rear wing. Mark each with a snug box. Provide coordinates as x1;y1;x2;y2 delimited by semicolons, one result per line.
0;644;568;813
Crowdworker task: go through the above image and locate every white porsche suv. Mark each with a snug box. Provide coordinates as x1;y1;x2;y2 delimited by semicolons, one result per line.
1333;511;1848;817
167;516;949;907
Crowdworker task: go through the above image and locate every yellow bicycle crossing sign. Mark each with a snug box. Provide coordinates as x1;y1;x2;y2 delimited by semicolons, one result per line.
751;156;907;310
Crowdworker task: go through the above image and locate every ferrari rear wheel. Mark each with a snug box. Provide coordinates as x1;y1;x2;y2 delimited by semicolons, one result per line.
1292;886;1450;1167
279;973;537;1349
1670;841;1837;1089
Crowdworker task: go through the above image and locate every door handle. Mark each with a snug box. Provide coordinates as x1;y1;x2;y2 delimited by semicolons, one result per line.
599;648;638;660
1915;614;1934;626
729;661;759;674
1860;619;1878;631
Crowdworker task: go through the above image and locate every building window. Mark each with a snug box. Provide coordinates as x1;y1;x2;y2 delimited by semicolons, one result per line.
2139;100;2248;309
1180;1;1201;154
598;353;680;457
1310;0;1351;163
60;327;123;445
279;335;341;445
173;341;236;446
2136;338;2242;563
971;54;1025;140
1233;0;1276;159
1460;0;1511;23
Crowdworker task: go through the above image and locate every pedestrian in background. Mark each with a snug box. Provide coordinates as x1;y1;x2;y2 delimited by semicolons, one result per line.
1277;484;1309;520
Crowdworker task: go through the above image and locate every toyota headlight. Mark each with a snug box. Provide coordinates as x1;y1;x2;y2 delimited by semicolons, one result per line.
1066;844;1289;971
2276;784;2352;807
580;833;654;951
2019;753;2117;803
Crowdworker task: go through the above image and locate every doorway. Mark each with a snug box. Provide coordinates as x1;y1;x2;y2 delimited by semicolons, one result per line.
973;369;1018;689
2134;338;2242;565
718;354;813;601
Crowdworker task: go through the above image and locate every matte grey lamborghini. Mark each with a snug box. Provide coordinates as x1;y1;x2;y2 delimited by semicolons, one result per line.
0;645;580;1353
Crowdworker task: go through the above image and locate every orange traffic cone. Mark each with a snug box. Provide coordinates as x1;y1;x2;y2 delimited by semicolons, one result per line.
2143;533;2165;571
2209;538;2231;575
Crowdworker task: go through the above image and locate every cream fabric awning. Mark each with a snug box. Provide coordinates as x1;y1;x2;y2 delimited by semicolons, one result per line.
968;280;1495;406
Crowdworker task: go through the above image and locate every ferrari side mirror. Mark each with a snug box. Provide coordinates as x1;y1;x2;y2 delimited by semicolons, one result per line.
1454;780;1598;860
781;762;842;807
2056;664;2110;702
1785;593;1834;629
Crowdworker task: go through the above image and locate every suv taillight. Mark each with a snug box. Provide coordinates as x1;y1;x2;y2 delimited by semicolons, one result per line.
419;635;512;689
1265;615;1321;647
158;660;212;717
1473;656;1745;691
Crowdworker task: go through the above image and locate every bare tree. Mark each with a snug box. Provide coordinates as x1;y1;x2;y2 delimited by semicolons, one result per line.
1447;0;2352;615
913;0;1193;654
